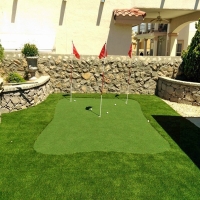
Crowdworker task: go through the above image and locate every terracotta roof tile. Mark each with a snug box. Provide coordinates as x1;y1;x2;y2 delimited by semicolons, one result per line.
113;8;146;18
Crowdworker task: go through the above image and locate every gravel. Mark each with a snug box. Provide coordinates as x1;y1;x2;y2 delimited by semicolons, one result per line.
162;99;200;117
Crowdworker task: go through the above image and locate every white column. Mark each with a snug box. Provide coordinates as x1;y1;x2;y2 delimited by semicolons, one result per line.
168;33;178;56
145;23;148;33
150;23;152;31
137;25;140;34
150;39;153;55
153;37;158;56
165;24;170;56
136;39;140;55
154;23;159;31
144;39;148;55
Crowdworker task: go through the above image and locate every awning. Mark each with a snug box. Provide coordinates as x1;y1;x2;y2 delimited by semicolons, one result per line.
113;8;146;26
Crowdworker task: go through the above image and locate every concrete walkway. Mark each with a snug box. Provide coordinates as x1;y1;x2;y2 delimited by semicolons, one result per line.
186;117;200;128
162;99;200;129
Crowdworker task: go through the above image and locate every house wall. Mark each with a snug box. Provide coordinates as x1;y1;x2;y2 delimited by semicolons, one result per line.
175;20;197;55
188;22;197;45
0;0;60;51
132;0;200;9
0;0;133;56
1;0;199;56
178;25;189;50
177;21;198;51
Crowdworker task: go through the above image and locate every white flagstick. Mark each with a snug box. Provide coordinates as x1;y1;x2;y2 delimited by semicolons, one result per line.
70;40;80;102
70;41;74;102
99;93;103;117
126;44;132;104
126;84;129;104
99;61;105;117
126;61;131;104
99;42;107;117
70;64;73;102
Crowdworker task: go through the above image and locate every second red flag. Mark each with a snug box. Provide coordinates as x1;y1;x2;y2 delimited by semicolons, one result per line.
99;43;107;59
72;42;80;59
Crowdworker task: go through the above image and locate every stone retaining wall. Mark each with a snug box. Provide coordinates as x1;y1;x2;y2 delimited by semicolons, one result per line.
0;76;51;114
157;76;200;106
0;53;182;95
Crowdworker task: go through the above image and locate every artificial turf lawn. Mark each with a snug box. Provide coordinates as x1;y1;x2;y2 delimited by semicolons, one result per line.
0;93;200;199
34;98;170;154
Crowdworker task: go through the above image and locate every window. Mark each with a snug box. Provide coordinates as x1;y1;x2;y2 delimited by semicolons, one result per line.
176;40;184;56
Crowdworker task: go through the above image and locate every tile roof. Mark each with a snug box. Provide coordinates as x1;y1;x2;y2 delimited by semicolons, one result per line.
113;8;146;18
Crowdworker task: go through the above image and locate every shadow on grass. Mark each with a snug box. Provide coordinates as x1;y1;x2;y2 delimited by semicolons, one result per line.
85;106;99;116
153;115;200;169
62;94;70;97
115;94;126;102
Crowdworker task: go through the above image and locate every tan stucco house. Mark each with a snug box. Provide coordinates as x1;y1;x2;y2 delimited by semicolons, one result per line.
0;0;200;56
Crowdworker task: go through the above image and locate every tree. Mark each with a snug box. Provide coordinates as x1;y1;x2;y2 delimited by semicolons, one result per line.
0;44;4;61
181;19;200;82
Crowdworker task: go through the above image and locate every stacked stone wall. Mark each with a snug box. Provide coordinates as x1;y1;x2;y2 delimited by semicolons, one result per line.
0;54;182;95
2;54;200;116
158;76;200;105
0;76;51;113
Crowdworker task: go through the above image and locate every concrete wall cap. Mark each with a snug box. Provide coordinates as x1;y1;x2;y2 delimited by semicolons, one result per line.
2;76;50;92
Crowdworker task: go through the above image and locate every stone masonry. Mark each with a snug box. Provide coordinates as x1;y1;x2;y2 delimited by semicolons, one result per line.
0;76;51;113
1;54;200;116
0;53;182;95
158;76;200;106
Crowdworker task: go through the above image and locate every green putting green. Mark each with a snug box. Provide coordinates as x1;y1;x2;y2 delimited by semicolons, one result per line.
34;98;170;154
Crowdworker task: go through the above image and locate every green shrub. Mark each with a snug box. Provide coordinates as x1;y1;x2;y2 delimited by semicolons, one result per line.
0;44;4;61
21;43;39;57
181;19;200;82
6;73;26;83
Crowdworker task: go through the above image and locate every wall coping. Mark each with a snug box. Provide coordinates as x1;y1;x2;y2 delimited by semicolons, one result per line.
3;53;182;62
2;76;50;92
158;76;200;87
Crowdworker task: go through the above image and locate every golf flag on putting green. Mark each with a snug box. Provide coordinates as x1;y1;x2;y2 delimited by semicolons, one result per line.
72;42;80;59
98;43;107;117
128;43;132;58
99;43;107;59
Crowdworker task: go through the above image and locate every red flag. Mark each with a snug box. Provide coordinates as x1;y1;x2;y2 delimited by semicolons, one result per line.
99;43;107;59
128;43;132;58
72;42;80;59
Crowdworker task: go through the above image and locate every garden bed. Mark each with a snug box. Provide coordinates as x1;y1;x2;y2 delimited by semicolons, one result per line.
0;76;52;113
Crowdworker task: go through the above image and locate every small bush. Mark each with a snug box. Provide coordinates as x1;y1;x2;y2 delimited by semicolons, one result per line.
181;19;200;82
6;73;26;83
0;44;4;61
21;43;39;57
